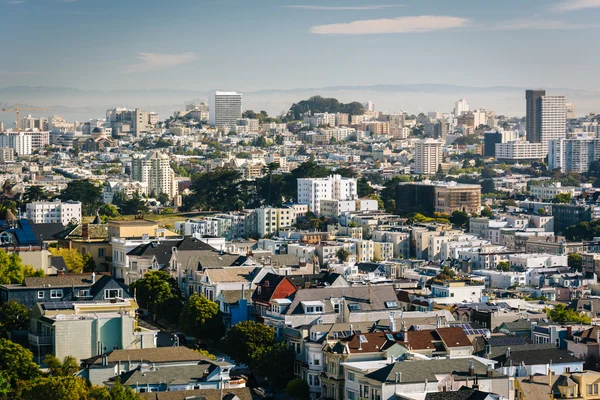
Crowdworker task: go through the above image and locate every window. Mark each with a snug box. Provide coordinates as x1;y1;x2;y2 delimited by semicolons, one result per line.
50;289;62;299
588;385;593;395
98;248;105;258
347;390;358;400
78;289;90;298
594;384;598;395
37;291;44;299
104;289;123;299
347;372;356;382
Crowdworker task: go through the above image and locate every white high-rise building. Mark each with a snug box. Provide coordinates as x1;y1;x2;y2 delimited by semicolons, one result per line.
26;200;82;226
414;139;443;175
454;99;469;116
209;91;242;128
131;151;176;199
297;174;357;214
548;135;600;173
0;132;32;155
540;95;567;145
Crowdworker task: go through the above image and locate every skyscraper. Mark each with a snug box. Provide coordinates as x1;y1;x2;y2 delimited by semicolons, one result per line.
454;99;469;116
414;139;443;175
526;90;566;146
526;89;545;143
209;91;242;128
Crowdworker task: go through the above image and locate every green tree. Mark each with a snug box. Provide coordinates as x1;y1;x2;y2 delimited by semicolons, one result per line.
568;253;583;272
22;376;89;400
98;204;119;218
223;321;276;370
552;193;572;204
178;293;224;342
380;175;411;213
450;210;470;227
190;168;247;211
0;339;39;392
547;303;591;324
49;248;85;273
436;266;456;281
0;300;31;337
286;378;310;400
59;180;102;216
23;186;48;203
105;377;140;400
43;355;79;377
481;207;493;218
537;208;547;215
129;271;178;318
496;261;510;272
82;253;97;273
336;248;350;263
357;177;374;197
118;194;149;215
0;250;36;284
258;342;295;388
157;193;170;206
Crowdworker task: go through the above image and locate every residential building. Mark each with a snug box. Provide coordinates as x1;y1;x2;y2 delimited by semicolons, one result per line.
455;99;470;116
526;89;546;143
495;141;548;161
131;151;177;199
548;136;600;173
297;174;357;214
414;139;443;175
396;181;481;216
0;131;32;155
26;200;82;226
209;91;242;128
28;297;155;363
246;207;296;237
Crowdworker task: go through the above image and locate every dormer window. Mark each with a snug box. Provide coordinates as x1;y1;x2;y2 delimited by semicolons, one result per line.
302;301;325;314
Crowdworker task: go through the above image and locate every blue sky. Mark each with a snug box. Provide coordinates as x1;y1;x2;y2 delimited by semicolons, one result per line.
1;0;600;92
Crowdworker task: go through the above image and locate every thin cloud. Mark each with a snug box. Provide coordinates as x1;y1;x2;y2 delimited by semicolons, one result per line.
123;52;199;73
284;5;404;10
310;15;469;35
490;17;596;30
551;0;600;11
6;0;26;4
0;71;37;76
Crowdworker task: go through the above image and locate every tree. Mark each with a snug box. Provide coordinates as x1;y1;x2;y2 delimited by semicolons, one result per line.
258;342;295;388
59;180;102;216
22;376;89;400
0;250;38;284
552;193;572;204
568;253;583;272
98;204;119;218
178;293;224;342
367;193;384;210
496;261;510;272
82;253;97;273
43;355;79;377
223;321;276;370
336;248;350;263
105;377;140;400
481;207;493;218
0;300;31;337
380;175;411;213
547;303;591;324
537;208;547;215
129;271;177;318
49;248;84;273
357;177;374;197
450;210;470;227
286;378;310;400
118;194;149;215
23;186;48;203
436;266;456;281
0;339;39;391
157;193;170;206
190;168;247;211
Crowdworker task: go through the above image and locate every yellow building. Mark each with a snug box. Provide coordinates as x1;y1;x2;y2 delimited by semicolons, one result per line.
516;371;600;400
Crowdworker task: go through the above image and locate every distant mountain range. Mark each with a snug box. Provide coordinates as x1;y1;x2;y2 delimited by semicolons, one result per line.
1;84;599;125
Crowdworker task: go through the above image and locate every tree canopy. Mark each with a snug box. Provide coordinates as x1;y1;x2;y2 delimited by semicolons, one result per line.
547;303;591;324
49;248;85;274
0;250;42;284
130;271;181;321
286;96;365;120
178;293;224;342
0;300;31;337
59;180;102;216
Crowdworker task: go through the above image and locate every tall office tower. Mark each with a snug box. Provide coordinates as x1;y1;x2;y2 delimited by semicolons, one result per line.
540;95;567;144
454;99;469;116
414;139;443;175
526;89;545;143
209;91;242;127
131;151;176;199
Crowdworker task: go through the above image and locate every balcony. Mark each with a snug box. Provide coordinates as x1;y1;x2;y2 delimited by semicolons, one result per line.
29;332;53;346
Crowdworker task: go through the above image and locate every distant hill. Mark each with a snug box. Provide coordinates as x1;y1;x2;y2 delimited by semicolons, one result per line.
1;84;599;125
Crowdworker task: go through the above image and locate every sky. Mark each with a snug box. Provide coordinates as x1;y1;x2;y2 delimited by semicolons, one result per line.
1;0;600;92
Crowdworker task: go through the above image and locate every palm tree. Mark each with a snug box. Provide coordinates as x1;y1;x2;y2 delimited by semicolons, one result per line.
43;355;79;376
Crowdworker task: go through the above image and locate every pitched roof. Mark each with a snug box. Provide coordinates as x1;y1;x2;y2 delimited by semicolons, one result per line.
140;388;252;400
219;289;253;305
120;364;215;386
437;327;473;348
356;262;385;273
252;273;293;303
30;222;65;242
342;331;398;353
500;348;581;366
22;273;95;288
84;346;210;366
205;267;254;284
365;358;502;384
570;325;600;344
195;252;249;270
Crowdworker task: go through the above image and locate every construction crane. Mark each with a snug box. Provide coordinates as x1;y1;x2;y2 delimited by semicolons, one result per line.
1;104;52;132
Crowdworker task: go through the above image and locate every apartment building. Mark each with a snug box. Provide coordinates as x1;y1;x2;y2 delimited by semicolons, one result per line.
297;174;357;214
495;141;547;161
414;139;443;175
26;200;82;225
209;91;242;128
131;151;177;199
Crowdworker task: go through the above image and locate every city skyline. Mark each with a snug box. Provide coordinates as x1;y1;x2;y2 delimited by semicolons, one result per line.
1;0;600;93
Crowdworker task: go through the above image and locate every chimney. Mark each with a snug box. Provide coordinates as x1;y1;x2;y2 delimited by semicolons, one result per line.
92;272;96;284
469;360;475;377
349;324;353;335
486;364;493;377
567;326;572;339
389;312;397;332
506;347;511;359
